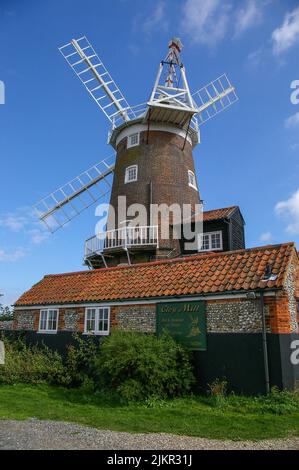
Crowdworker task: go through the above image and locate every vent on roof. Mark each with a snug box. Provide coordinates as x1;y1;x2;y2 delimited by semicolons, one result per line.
261;264;278;282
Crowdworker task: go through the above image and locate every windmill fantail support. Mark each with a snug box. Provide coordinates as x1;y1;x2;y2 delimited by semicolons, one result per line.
34;36;238;268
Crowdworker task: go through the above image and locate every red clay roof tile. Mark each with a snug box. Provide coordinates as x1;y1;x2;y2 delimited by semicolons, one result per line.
15;243;296;306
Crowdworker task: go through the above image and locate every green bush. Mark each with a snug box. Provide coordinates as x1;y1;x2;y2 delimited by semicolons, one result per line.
0;336;68;386
92;330;195;402
65;334;101;389
256;387;299;415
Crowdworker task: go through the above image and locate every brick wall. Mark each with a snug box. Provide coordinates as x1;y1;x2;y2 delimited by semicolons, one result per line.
107;129;201;263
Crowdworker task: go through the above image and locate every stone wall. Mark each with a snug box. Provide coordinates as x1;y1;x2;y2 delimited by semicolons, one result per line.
206;299;268;333
62;309;80;331
13;294;293;335
112;305;156;333
0;320;13;330
284;263;299;333
111;299;268;334
14;310;37;330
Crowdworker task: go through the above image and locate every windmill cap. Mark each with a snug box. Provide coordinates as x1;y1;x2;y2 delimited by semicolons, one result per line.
168;37;183;52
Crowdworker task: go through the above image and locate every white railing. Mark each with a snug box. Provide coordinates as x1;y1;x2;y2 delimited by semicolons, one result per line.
109;102;199;133
84;225;159;258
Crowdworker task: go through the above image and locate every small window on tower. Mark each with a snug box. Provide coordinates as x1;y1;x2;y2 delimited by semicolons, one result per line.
188;170;197;190
127;133;140;148
125;165;138;183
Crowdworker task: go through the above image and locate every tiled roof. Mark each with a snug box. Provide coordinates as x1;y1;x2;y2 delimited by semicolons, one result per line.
203;206;238;222
15;243;296;307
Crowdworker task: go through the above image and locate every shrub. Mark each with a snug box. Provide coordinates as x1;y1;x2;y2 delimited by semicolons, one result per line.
92;330;195;402
0;336;68;386
257;387;299;415
65;334;101;389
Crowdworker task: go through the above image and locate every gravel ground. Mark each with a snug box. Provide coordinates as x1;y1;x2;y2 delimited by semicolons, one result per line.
0;419;298;450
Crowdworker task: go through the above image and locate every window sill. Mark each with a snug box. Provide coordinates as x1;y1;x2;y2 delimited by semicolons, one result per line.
83;331;109;336
127;144;139;149
37;330;58;334
199;248;223;252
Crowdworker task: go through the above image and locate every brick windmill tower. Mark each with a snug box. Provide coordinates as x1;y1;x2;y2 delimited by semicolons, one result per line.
35;36;238;268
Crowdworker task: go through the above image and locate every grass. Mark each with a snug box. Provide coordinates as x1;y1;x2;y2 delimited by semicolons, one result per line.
0;384;299;441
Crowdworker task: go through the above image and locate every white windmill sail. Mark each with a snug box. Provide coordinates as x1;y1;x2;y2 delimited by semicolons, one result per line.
34;155;115;232
192;74;238;125
59;36;135;128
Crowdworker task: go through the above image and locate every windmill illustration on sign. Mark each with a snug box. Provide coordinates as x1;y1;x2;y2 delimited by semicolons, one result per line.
35;36;238;269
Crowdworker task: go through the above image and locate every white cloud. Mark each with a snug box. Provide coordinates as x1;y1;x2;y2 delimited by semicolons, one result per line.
235;0;262;36
0;206;49;244
181;0;231;47
27;229;49;245
275;189;299;235
259;231;273;243
272;6;299;55
181;0;266;48
0;214;27;232
0;248;26;263
247;47;264;67
285;111;299;130
142;1;168;36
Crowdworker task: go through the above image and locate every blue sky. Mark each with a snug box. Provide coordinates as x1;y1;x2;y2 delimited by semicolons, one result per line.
1;0;299;306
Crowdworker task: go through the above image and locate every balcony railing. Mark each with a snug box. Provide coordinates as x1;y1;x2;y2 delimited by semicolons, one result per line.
84;225;159;258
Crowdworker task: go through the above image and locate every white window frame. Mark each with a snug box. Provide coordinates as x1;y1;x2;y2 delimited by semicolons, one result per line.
188;170;197;190
38;309;59;334
199;231;223;252
84;306;110;335
125;164;138;184
127;132;140;148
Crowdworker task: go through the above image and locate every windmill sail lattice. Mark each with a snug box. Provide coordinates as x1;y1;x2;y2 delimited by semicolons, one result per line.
59;36;135;127
35;155;115;232
192;74;238;126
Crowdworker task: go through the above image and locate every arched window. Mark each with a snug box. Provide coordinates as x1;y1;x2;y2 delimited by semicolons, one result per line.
188;170;197;190
125;165;138;183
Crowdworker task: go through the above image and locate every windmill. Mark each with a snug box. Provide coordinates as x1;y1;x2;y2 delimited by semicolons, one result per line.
34;36;238;268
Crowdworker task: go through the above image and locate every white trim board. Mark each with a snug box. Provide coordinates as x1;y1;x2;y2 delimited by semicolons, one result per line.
14;291;277;311
115;122;196;147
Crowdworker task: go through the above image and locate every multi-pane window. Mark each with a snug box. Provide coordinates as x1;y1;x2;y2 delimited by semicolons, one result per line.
98;307;109;333
199;231;223;252
127;133;140;148
85;308;96;332
125;165;138;183
84;307;110;335
211;232;222;250
188;170;197;190
39;309;58;333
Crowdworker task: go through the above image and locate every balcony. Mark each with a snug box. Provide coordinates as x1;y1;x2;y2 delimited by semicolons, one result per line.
84;225;159;261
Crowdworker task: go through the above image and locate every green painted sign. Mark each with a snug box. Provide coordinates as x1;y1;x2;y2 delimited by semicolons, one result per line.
156;301;207;351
